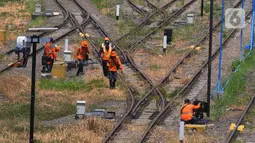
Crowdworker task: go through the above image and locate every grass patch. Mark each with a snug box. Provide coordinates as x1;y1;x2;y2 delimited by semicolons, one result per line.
38;78;107;92
150;64;161;70
0;102;75;121
0;0;23;7
211;50;255;120
231;59;241;71
28;16;45;28
26;0;41;13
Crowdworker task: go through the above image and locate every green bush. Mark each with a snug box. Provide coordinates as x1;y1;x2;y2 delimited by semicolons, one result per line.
211;50;255;120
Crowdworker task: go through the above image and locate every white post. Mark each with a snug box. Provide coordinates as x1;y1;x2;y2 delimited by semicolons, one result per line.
64;39;72;62
163;35;167;53
187;13;194;24
116;5;120;20
35;3;41;13
65;39;68;51
179;121;185;143
76;101;86;115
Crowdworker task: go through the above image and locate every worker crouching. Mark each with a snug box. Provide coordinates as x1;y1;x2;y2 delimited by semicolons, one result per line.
107;51;123;89
76;40;90;76
181;99;201;124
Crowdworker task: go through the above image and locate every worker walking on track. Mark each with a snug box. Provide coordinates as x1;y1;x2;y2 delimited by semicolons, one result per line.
76;40;90;76
99;37;114;77
180;99;201;124
42;38;60;73
107;51;123;89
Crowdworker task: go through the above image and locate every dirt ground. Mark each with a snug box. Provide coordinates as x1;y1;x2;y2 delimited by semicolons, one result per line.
0;0;128;142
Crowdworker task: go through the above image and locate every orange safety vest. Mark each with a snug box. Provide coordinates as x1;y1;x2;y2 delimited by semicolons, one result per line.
76;46;89;60
107;56;123;72
44;42;56;59
180;103;200;121
101;43;112;60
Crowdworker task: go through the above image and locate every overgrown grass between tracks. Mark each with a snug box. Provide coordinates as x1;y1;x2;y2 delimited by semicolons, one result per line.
211;49;255;120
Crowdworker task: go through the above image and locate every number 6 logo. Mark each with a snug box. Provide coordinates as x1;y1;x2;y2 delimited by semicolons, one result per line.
225;8;245;29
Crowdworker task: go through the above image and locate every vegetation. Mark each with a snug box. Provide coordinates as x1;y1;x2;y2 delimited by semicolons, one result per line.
150;64;161;70
28;16;46;28
211;50;255;120
38;78;108;92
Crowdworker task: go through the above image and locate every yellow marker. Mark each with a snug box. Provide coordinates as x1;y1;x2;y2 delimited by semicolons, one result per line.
79;32;84;37
229;123;236;131
237;125;244;132
189;45;195;49
8;62;13;67
85;33;90;38
195;47;201;51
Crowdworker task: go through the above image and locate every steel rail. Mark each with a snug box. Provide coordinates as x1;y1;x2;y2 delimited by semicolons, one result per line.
129;0;198;117
126;0;147;15
145;0;167;17
59;3;137;143
2;1;71;56
103;0;198;142
138;8;252;143
0;0;78;74
225;94;255;143
130;0;243;116
114;0;177;43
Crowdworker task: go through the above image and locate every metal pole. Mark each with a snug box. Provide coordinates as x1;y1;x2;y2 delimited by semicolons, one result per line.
250;0;255;50
201;0;204;17
240;0;245;61
207;0;214;117
29;35;37;143
217;0;224;95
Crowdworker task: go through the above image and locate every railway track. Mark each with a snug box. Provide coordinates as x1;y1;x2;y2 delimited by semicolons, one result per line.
126;0;147;16
114;0;177;44
225;94;255;143
138;6;252;143
0;1;77;74
103;0;200;142
103;0;249;142
1;1;71;56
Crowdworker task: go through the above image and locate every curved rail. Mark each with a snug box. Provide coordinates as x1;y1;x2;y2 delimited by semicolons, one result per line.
0;0;76;74
115;0;177;43
103;0;197;142
139;7;252;143
57;2;137;143
225;94;255;143
2;1;71;56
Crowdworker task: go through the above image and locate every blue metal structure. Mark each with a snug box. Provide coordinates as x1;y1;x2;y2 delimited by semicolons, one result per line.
211;0;255;98
216;0;225;95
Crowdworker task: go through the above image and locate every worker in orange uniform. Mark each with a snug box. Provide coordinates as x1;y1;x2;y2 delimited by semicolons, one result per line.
180;99;201;124
99;37;113;77
76;40;90;76
42;38;60;73
107;51;123;89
